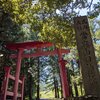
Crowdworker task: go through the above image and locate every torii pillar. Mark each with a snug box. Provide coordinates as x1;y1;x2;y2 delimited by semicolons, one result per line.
13;48;23;100
58;49;69;99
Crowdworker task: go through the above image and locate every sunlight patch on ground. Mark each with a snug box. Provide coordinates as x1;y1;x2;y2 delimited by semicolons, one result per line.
40;91;55;99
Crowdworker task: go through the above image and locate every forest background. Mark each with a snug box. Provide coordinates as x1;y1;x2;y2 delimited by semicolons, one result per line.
0;0;100;99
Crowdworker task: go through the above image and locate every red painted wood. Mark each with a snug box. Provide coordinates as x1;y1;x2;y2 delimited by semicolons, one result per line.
13;48;23;100
9;75;15;80
9;75;22;84
18;93;21;97
59;60;69;98
21;76;25;100
6;41;53;50
57;49;69;99
1;66;24;100
1;67;11;100
57;49;62;60
19;79;22;84
10;49;70;59
3;41;70;100
6;91;14;96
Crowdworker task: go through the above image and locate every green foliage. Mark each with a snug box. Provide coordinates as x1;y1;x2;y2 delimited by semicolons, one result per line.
89;18;100;68
88;2;100;19
0;0;100;99
0;0;33;24
39;0;70;9
38;16;75;48
95;30;100;40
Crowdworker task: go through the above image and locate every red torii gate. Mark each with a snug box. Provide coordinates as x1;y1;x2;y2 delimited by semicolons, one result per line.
1;41;70;100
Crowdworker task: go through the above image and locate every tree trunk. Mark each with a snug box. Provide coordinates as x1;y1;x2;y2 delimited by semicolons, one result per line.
56;80;60;98
58;67;63;98
80;82;83;96
54;76;57;98
74;82;78;97
67;70;73;97
36;57;40;100
29;74;33;100
56;63;63;98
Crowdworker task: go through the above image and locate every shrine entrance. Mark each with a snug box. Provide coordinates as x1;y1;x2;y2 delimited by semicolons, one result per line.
1;41;70;100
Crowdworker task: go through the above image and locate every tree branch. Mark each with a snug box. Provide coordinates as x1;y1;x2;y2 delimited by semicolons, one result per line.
89;0;93;11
